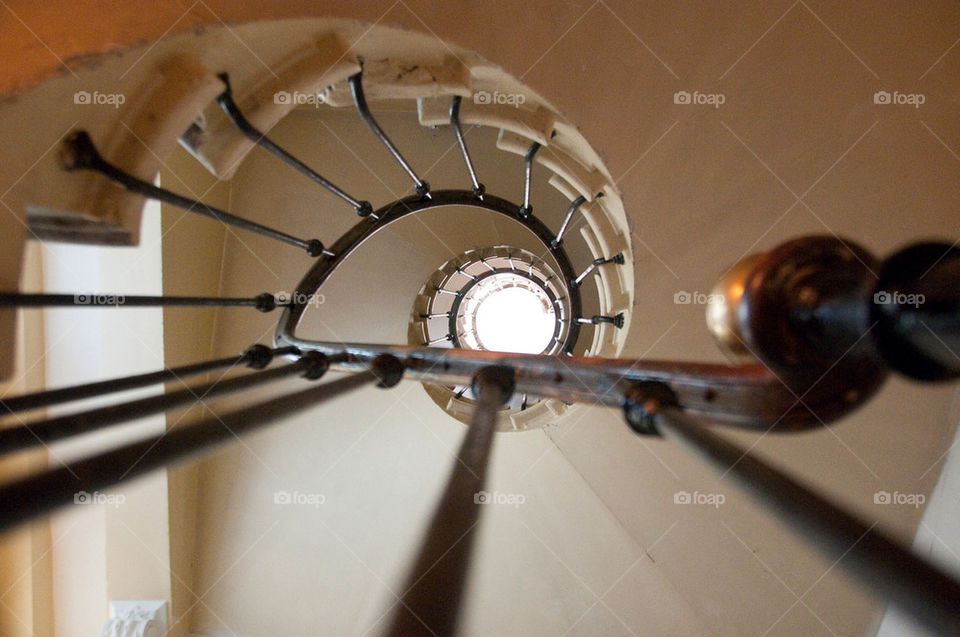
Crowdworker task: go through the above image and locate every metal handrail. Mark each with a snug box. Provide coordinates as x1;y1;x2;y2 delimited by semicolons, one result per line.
276;190;587;354
269;339;865;431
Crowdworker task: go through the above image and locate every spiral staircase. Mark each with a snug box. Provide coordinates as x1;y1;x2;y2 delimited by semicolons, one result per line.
1;6;959;637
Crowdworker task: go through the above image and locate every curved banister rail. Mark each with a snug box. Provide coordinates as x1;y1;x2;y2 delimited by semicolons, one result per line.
276;190;587;354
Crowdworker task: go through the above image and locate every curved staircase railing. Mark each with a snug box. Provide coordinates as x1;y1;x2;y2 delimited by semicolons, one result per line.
0;64;958;637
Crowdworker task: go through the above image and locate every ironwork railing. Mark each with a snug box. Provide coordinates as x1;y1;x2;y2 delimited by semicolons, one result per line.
0;69;958;636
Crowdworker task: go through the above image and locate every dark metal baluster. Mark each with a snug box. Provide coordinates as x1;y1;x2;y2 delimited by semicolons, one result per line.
449;95;485;198
576;313;624;328
0;292;287;312
621;387;960;637
215;74;373;217
519;141;540;218
61;131;330;256
348;72;430;198
0;355;404;535
0;353;331;455
550;195;587;249
455;265;477;281
387;366;514;637
0;344;298;415
573;252;625;287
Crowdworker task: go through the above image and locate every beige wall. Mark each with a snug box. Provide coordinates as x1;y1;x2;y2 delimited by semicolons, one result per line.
159;145;230;637
40;201;169;636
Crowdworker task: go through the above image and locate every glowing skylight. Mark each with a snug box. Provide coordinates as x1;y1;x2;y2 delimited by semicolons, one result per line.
461;272;556;354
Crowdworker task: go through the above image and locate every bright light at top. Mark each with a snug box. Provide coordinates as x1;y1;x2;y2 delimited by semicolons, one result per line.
470;277;556;354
